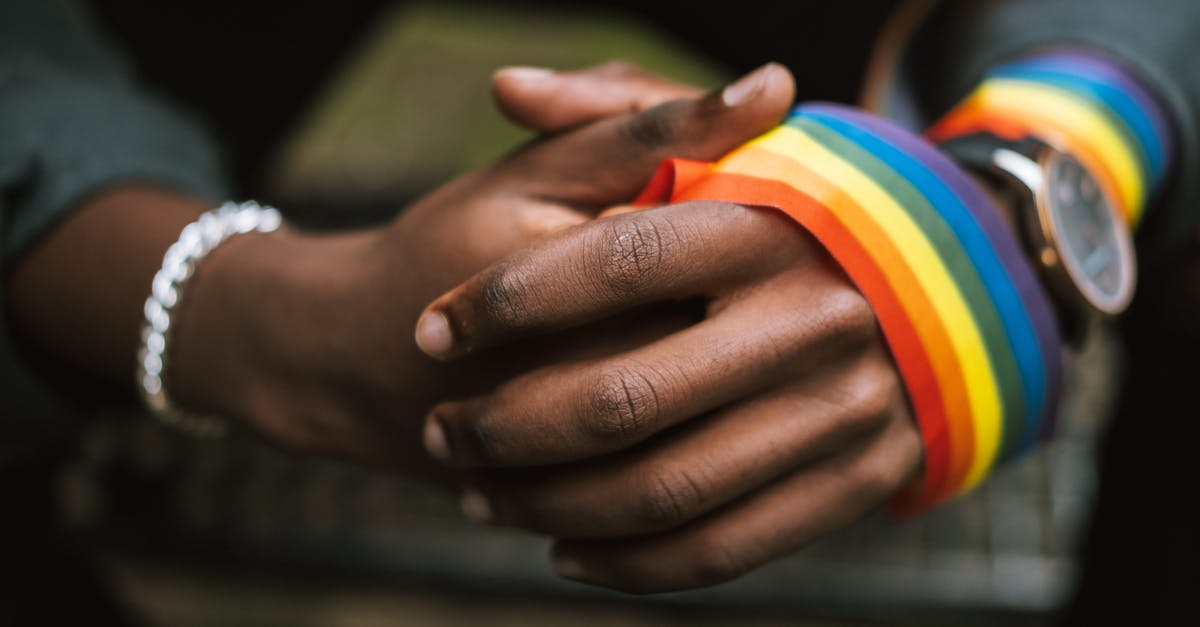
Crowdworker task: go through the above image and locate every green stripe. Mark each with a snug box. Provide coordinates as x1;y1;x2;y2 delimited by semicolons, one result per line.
789;116;1025;461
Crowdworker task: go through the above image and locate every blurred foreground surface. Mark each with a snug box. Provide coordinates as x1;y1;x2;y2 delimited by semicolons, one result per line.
57;3;1118;625
70;315;1113;626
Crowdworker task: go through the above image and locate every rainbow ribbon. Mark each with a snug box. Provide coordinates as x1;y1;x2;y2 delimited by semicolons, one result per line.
928;49;1173;227
633;50;1171;512
637;104;1063;511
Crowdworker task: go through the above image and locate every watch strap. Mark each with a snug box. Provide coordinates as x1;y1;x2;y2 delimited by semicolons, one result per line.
928;48;1174;228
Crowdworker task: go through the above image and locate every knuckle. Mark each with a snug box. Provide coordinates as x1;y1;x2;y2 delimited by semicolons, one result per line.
478;262;538;330
756;314;815;365
594;216;677;294
584;366;663;443
758;282;877;366
843;361;902;434
853;450;910;499
688;536;752;585
622;103;680;150
821;282;878;348
633;464;706;529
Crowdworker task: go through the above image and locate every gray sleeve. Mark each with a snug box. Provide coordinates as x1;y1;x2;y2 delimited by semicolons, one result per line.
905;0;1200;268
1;0;229;460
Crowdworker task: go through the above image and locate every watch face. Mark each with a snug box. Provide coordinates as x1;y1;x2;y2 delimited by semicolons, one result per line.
1042;153;1135;315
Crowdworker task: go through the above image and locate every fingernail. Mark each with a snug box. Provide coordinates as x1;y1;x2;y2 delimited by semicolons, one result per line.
415;309;454;358
596;204;641;219
498;66;554;84
460;489;494;523
519;206;587;237
423;416;451;462
553;553;587;580
722;63;772;107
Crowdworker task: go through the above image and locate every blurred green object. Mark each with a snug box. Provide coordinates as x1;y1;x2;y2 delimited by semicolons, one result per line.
269;1;729;207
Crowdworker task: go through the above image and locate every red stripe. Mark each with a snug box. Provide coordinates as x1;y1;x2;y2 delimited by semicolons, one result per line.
641;162;951;504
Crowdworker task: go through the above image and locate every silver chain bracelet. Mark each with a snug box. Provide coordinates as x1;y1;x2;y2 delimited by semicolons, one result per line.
136;200;283;437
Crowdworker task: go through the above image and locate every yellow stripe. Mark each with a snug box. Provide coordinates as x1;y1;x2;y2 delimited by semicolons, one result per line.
730;126;1003;492
973;79;1145;223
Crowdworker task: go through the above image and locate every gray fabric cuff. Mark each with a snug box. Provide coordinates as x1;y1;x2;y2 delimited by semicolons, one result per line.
905;0;1200;269
0;61;229;461
1;59;228;252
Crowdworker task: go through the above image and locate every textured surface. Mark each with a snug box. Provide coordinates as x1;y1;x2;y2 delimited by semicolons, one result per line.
59;321;1116;624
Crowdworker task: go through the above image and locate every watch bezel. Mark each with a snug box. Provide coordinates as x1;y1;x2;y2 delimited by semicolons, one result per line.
1026;149;1136;317
940;132;1137;323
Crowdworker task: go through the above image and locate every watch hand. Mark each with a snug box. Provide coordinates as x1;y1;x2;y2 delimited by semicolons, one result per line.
1083;245;1113;276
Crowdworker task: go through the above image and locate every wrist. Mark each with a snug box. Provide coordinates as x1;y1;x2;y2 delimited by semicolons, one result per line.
168;223;383;430
7;186;212;387
640;103;1065;511
926;47;1174;228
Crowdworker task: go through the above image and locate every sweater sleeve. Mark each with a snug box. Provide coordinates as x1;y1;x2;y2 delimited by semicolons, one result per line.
0;0;229;462
904;0;1200;267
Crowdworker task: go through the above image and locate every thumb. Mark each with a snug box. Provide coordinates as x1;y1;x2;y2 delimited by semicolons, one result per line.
492;60;704;133
509;62;795;210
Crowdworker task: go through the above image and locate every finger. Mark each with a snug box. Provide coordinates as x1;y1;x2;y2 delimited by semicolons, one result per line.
493;60;705;132
595;203;647;219
463;347;903;539
415;201;811;360
424;262;878;467
510;198;591;238
550;406;924;593
508;62;794;208
495;298;703;378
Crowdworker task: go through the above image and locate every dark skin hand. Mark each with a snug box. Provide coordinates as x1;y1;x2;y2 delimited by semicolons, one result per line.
415;199;925;592
405;99;1024;595
9;58;935;593
7;62;793;486
413;116;939;592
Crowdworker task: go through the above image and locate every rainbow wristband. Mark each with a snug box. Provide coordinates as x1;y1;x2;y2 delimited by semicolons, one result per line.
636;104;1063;511
928;49;1174;227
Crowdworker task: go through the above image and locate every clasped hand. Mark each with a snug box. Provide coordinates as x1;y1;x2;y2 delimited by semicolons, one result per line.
412;66;923;592
213;61;923;593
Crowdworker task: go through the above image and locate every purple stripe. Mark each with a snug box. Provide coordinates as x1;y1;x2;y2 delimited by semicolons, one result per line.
1019;49;1174;163
805;103;1065;441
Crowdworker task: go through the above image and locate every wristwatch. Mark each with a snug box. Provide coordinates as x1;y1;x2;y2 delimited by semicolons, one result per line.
939;132;1136;340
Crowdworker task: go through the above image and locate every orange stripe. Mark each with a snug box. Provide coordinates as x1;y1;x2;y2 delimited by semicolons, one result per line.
718;145;976;501
655;154;962;504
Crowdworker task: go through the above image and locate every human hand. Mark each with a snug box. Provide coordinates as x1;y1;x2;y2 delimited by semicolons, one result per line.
492;60;704;132
415;198;925;592
169;62;796;482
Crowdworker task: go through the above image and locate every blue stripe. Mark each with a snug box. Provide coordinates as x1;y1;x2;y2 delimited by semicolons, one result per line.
991;62;1165;186
799;108;1048;459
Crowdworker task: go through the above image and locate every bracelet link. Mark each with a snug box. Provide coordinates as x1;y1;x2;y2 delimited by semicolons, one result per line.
135;200;283;438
